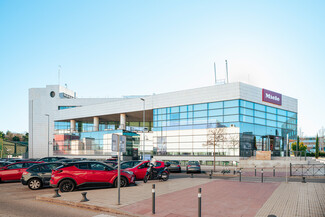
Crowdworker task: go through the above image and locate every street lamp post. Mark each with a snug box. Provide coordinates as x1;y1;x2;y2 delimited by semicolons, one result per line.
45;114;50;157
140;98;145;160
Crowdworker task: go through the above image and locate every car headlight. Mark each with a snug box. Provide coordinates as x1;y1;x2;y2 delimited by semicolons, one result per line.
124;171;134;175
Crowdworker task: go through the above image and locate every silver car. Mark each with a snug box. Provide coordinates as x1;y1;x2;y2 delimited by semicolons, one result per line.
168;160;182;173
186;161;201;173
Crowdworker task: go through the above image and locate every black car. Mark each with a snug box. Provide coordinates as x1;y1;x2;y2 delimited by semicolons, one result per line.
168;160;182;172
21;162;63;190
38;157;66;162
186;161;201;173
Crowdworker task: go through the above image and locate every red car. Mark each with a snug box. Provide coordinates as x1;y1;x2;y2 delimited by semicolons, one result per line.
125;160;167;180
50;161;135;192
0;162;40;182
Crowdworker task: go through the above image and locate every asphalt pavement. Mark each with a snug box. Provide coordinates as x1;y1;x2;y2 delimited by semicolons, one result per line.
0;181;125;217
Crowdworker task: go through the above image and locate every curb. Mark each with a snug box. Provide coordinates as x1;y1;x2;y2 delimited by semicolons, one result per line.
36;196;143;217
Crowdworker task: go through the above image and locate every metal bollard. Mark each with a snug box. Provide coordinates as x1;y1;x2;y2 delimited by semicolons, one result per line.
191;173;194;178
302;177;306;183
255;166;256;176
53;188;61;198
80;192;89;202
209;170;212;179
273;166;275;177
152;184;155;214
261;169;264;183
198;188;202;217
239;169;242;182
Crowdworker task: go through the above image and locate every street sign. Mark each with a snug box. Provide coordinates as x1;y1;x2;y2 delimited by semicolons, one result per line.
112;134;126;153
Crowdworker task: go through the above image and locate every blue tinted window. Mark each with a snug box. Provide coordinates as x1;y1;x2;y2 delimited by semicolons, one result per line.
240;100;254;109
193;117;207;124
266;107;277;114
240;108;254;116
180;112;187;119
193;103;207;111
180;106;187;112
170;113;180;120
209;109;223;116
224;107;239;115
277;122;286;128
188;111;193;119
188;105;193;111
170;106;179;113
180;119;187;125
208;116;223;123
255;111;265;119
255;125;266;135
267;120;277;127
278;116;286;122
266;113;276;120
153;115;157;121
153;121;158;127
224;115;239;122
209;102;223;109
240;115;254;123
287;111;297;119
224;100;239;108
255;104;265;111
194;110;208;118
278;109;286;116
169;120;179;126
255;117;266;125
240;122;255;133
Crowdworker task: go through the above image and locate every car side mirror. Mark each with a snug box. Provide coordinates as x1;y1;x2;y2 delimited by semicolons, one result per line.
104;167;109;171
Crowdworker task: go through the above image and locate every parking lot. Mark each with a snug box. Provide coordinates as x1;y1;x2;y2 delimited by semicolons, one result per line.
0;181;125;217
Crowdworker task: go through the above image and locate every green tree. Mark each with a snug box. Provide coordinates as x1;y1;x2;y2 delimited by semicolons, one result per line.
296;136;300;152
291;141;307;153
12;136;20;141
0;131;5;139
22;132;29;142
315;134;319;159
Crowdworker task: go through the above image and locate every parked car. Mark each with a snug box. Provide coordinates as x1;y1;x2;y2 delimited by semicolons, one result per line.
5;159;28;163
124;160;167;180
21;162;63;190
0;162;40;182
38;157;66;163
115;160;142;169
57;158;84;163
104;160;118;168
50;161;135;192
0;161;12;168
168;160;182;173
186;161;201;173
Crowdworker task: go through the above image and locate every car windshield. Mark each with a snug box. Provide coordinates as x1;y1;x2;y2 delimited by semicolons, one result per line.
170;161;180;164
188;161;199;165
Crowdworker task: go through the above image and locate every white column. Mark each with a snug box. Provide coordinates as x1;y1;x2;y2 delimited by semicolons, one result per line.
70;120;76;132
120;114;126;130
94;116;99;131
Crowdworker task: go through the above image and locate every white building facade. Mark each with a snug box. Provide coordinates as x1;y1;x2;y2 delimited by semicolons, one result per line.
29;83;297;164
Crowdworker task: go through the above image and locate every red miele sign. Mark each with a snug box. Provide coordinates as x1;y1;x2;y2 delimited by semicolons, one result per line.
262;89;282;106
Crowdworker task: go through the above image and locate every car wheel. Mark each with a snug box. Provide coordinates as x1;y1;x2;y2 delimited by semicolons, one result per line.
28;178;42;190
59;179;75;192
161;172;169;181
114;177;128;188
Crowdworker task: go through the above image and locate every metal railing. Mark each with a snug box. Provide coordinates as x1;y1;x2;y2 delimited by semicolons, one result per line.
290;163;325;176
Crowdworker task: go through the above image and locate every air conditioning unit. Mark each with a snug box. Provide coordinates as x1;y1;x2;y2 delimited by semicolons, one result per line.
230;124;236;127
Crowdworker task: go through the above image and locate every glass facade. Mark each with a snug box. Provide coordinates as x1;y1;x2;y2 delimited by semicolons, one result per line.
152;99;297;157
53;99;297;158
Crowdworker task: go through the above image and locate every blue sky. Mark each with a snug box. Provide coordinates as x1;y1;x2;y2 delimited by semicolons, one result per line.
0;0;324;136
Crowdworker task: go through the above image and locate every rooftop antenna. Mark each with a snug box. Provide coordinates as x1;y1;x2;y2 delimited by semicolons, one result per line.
225;60;229;83
214;62;217;84
58;65;61;86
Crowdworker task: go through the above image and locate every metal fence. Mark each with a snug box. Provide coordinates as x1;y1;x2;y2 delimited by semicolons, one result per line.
290;163;325;176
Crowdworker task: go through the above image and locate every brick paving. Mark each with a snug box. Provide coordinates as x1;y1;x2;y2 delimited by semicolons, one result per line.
121;180;279;217
255;182;325;217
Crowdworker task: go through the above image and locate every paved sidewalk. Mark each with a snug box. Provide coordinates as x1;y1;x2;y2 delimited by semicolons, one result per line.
121;180;278;217
256;182;325;217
